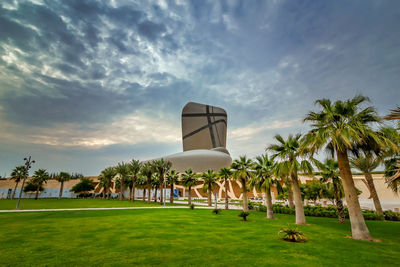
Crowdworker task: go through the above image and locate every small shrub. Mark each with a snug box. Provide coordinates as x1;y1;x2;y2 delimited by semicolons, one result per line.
238;211;250;221
212;209;221;215
279;226;306;242
384;210;400;221
189;204;195;209
248;201;255;210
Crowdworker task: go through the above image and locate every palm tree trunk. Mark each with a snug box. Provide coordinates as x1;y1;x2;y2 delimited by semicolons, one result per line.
132;180;136;202
103;186;106;199
147;178;151;204
265;186;274;219
160;176;164;205
143;188;146;201
58;181;64;200
224;178;229;210
333;181;345;223
364;173;383;215
154;186;158;202
12;181;19;199
35;186;40;200
287;183;295;208
188;186;192;205
337;149;372;240
207;187;212;207
241;178;249;212
170;184;174;204
291;174;306;225
119;178;124;201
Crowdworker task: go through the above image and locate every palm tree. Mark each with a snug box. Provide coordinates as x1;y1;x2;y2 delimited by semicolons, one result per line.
180;169;198;205
231;156;254;212
166;170;179;204
251;154;281;219
350;153;383;215
267;134;313;225
218;167;232;210
98;167;116;199
302;95;386;240
128;159;141;202
140;162;153;204
153;159;172;205
152;172;161;202
201;169;218;207
10;166;27;199
51;172;81;200
314;159;345;223
115;162;130;201
31;169;49;200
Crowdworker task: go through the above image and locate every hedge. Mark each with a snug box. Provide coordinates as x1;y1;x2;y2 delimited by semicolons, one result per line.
253;203;400;221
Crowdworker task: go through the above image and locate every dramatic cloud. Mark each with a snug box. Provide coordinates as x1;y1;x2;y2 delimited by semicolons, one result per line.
0;0;399;175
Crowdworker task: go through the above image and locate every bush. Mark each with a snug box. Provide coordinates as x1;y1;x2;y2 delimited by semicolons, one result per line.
384;210;400;221
212;209;221;215
278;226;306;242
248;201;255;210
238;211;249;221
189;204;195;210
71;177;94;193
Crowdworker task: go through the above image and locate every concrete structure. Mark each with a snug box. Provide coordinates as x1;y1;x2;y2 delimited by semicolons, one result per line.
148;102;232;173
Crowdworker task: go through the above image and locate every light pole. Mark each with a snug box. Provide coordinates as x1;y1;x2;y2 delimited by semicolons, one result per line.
16;156;35;210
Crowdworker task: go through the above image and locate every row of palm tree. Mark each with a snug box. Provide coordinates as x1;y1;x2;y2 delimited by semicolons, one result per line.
9;166;82;200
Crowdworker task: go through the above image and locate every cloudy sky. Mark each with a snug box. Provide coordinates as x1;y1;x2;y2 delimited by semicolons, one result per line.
0;0;399;176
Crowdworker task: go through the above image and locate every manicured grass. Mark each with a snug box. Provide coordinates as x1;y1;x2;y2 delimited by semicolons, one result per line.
0;208;399;266
0;198;183;210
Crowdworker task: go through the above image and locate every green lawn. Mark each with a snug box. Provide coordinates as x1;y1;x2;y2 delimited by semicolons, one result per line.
0;198;183;210
0;208;399;266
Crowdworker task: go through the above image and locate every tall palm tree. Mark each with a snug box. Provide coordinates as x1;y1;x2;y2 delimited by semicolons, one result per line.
231;156;254;212
115;162;130;201
31;169;49;200
314;159;345;223
267;134;313;225
251;154;281;219
153;159;172;205
201;169;218;207
180;168;198;205
218;167;232;210
128;159;141;202
350;153;383;215
302;95;387;240
98;167;116;199
166;170;179;204
140;162;153;204
51;172;81;200
10;166;27;199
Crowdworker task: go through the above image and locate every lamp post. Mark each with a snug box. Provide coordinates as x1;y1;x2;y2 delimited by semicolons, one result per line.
16;156;35;210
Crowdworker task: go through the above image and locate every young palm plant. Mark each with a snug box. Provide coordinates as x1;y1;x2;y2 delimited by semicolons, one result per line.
218;167;232;210
231;156;254;212
180;168;198;205
10;166;27;199
166;170;179;204
314;159;345;223
251;154;281;219
279;226;306;242
302;95;390;240
350;153;383;215
201;169;218;207
267;134;313;225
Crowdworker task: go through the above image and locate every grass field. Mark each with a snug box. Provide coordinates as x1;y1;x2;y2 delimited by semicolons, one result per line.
0;198;183;210
0;206;399;266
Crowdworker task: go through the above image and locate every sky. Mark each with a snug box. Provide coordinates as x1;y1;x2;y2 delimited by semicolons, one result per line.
0;0;399;176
